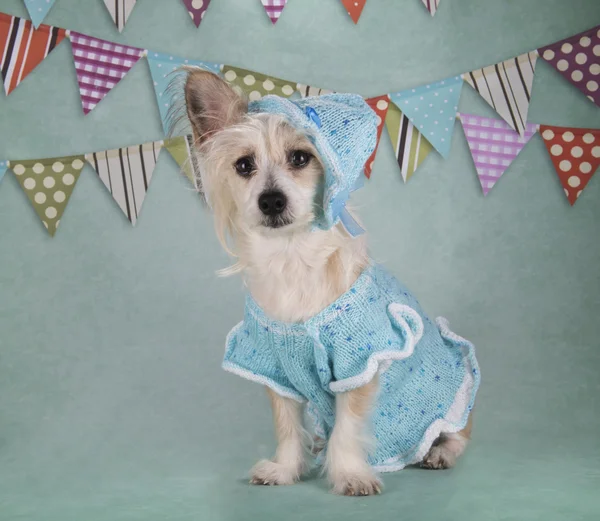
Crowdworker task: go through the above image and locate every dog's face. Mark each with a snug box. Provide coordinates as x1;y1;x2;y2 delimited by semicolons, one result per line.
184;71;324;241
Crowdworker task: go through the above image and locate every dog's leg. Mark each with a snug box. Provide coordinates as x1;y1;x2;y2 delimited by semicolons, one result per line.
421;412;473;470
326;376;382;496
250;388;305;486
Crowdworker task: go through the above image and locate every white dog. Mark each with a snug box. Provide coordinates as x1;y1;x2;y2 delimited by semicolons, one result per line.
183;70;479;496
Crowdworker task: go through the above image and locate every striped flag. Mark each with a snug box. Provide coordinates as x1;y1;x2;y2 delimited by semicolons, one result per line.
385;100;434;183
23;0;57;28
181;0;213;27
463;52;538;137
0;13;66;95
459;113;538;196
421;0;441;17
103;0;137;32
341;0;367;24
296;83;335;97
69;31;145;114
261;0;288;24
86;142;164;225
364;95;390;178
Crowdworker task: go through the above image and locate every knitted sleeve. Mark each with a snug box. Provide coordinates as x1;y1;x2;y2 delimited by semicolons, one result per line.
310;296;424;394
222;322;305;402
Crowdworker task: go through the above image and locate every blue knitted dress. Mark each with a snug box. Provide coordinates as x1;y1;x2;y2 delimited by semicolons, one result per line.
223;264;480;472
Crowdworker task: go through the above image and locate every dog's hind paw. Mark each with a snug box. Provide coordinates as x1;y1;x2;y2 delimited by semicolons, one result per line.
249;459;300;486
421;445;457;470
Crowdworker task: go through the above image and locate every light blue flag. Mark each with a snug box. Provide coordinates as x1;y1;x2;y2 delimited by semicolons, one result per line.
147;51;222;135
0;160;7;183
24;0;56;28
389;75;464;158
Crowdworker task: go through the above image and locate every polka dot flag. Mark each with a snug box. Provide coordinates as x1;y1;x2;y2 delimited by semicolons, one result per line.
540;125;600;205
147;51;222;135
23;0;56;29
0;160;7;184
181;0;212;27
10;155;85;236
341;0;367;24
539;25;600;107
222;65;298;101
389;76;464;158
364;95;390;178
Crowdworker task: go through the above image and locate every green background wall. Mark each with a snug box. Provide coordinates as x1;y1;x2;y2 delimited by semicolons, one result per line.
0;1;599;519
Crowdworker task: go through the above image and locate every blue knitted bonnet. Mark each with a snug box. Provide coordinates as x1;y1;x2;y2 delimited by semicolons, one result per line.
248;94;378;233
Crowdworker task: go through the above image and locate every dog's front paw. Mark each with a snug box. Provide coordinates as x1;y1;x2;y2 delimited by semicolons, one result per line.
331;472;382;496
249;459;300;486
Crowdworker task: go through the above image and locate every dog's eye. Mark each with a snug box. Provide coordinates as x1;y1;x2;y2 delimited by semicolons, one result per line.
234;156;255;177
290;150;311;168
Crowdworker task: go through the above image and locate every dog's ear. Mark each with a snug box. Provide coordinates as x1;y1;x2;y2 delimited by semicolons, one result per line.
185;69;247;144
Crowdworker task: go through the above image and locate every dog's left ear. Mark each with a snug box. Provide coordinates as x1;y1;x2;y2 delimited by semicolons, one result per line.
185;69;248;145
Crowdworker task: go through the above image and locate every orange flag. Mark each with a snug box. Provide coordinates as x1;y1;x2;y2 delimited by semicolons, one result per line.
364;95;390;178
341;0;367;24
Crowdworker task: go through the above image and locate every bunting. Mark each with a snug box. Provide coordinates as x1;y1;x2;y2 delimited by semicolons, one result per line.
459;113;538;195
463;52;538;136
0;160;7;183
421;0;441;17
385;100;434;183
147;52;222;135
0;13;66;95
223;65;297;101
540;125;600;205
341;0;367;24
103;0;137;32
69;31;145;114
538;26;599;107
85;142;163;225
11;155;85;236
164;135;200;187
23;0;56;29
261;0;288;24
389;76;463;158
296;84;335;97
364;95;390;178
181;0;212;27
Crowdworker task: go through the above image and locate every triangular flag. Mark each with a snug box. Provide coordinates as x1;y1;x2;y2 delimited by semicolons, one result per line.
0;160;8;184
164;135;200;187
364;95;390;178
222;65;297;101
459;113;538;196
389;75;463;158
463;52;538;136
0;13;66;95
538;25;599;107
69;31;145;115
341;0;366;24
296;83;335;97
103;0;137;32
181;0;213;27
23;0;56;28
261;0;288;24
147;51;222;135
86;142;163;225
539;125;600;205
421;0;441;16
385;100;434;183
11;155;85;236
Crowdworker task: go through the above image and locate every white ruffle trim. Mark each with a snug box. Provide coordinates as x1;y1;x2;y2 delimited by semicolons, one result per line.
328;304;424;393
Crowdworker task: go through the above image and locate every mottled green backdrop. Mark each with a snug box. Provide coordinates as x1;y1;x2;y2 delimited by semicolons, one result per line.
0;1;599;520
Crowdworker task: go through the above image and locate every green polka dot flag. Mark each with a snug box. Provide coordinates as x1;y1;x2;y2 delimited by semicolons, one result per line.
222;65;298;101
10;155;85;236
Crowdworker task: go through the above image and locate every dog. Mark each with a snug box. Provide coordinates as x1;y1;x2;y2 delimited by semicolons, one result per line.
183;69;479;496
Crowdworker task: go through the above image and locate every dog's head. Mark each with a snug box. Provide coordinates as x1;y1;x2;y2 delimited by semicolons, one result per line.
184;70;324;249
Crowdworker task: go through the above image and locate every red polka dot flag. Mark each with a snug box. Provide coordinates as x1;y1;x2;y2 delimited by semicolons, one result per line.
341;0;367;24
540;125;600;205
538;26;600;107
364;95;390;178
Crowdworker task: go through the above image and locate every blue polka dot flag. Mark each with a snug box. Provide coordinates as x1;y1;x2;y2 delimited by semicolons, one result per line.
147;51;222;135
23;0;56;28
0;160;7;184
389;75;464;158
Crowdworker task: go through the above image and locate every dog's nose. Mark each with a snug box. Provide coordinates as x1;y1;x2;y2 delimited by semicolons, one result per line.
258;191;287;216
